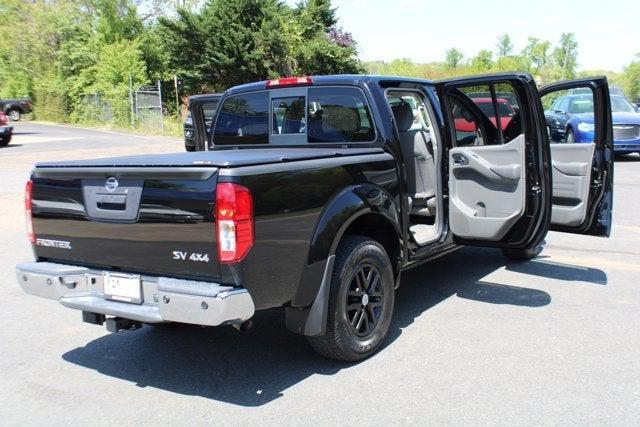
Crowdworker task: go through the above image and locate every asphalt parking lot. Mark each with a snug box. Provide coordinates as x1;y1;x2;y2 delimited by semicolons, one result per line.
1;122;639;425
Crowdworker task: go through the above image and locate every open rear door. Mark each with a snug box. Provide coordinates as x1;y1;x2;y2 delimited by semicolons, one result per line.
436;73;547;250
539;77;613;237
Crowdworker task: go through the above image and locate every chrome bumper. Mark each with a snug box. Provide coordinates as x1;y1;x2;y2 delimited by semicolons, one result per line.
16;262;255;326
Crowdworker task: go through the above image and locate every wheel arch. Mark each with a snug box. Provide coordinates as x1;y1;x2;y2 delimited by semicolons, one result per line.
285;183;402;336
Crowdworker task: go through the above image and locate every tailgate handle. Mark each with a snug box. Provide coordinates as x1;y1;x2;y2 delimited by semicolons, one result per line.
95;193;127;210
82;179;143;221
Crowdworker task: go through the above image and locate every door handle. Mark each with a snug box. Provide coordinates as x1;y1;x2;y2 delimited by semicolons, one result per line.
452;153;469;166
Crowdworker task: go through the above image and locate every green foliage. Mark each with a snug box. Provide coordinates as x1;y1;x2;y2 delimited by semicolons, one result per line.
553;32;579;79
366;32;638;98
93;40;147;125
620;53;640;102
158;0;363;93
0;0;361;131
496;33;513;57
445;48;463;69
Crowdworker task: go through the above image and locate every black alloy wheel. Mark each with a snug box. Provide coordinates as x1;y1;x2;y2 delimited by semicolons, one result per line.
345;263;384;337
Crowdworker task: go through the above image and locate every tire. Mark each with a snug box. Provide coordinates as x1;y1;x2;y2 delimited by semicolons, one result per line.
0;135;10;147
307;235;395;362
565;128;575;144
185;143;195;152
501;240;545;261
7;109;21;121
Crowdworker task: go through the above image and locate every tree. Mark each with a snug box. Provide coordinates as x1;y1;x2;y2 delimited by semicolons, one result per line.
621;53;640;102
445;48;463;68
496;33;513;57
470;49;493;71
158;0;362;93
522;37;551;70
553;32;578;79
93;39;147;125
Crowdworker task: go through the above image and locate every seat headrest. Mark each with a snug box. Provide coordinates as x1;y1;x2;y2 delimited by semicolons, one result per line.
322;105;360;134
391;101;415;132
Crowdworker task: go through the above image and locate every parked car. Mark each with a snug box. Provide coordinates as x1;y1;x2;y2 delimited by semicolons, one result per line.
469;97;516;130
16;74;614;361
545;94;640;154
468;91;519;108
0;111;13;146
0;98;32;121
184;94;221;151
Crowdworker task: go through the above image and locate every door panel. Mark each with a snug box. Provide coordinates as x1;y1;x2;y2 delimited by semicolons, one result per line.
436;73;546;249
550;143;595;226
449;134;525;240
539;77;613;237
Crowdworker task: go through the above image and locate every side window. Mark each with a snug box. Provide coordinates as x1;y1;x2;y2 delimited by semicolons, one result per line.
542;88;595;144
448;82;523;146
213;92;269;145
307;87;375;143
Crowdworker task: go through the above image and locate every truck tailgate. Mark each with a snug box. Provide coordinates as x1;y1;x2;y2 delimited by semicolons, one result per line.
30;166;221;280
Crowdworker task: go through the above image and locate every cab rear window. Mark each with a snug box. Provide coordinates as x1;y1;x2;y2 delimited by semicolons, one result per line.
212;87;375;146
213;92;269;145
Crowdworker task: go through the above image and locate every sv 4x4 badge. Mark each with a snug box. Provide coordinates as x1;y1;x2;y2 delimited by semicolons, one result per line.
172;251;210;262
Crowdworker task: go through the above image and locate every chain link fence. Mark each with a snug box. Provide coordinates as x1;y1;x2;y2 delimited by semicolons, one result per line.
134;81;163;131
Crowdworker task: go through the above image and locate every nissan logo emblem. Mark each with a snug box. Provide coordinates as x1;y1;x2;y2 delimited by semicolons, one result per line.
104;177;119;192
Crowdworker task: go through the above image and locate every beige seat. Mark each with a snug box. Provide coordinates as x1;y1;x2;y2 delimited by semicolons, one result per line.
391;101;437;216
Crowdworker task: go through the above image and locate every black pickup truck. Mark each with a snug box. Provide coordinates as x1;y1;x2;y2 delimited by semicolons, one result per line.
17;74;614;361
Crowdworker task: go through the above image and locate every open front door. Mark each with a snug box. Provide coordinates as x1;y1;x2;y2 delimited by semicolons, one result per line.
436;73;547;249
539;77;614;237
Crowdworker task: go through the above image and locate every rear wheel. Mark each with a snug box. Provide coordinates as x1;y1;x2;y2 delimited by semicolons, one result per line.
307;235;395;362
0;135;11;147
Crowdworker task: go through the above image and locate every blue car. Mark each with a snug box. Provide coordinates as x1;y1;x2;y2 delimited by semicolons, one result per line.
545;94;640;154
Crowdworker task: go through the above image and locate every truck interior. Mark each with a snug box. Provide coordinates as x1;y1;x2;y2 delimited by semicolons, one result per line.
387;90;442;245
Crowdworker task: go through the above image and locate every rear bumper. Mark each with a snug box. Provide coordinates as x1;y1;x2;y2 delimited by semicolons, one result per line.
16;262;255;326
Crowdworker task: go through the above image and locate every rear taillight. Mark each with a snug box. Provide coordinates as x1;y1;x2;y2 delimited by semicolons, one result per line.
265;76;313;88
25;180;35;244
215;183;253;263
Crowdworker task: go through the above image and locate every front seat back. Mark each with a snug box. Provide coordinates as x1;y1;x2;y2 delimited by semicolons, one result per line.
392;101;436;211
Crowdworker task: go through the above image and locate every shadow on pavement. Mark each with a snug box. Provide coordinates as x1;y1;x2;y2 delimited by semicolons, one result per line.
506;257;607;285
62;247;605;406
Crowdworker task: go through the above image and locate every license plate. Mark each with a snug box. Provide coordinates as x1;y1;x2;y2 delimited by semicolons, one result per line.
103;273;142;304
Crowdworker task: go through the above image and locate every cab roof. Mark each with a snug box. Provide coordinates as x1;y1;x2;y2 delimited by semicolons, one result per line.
223;75;435;97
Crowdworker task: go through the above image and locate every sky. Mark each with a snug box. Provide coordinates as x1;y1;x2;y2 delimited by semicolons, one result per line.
289;0;639;72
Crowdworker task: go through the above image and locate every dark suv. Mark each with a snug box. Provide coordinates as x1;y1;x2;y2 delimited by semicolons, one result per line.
0;98;32;121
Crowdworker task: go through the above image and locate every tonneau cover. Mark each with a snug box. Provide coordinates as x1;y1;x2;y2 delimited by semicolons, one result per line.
35;147;384;169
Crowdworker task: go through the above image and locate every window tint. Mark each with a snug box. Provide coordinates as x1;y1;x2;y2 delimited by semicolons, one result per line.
213;92;269;145
447;81;523;146
307;87;374;143
272;96;305;134
203;101;219;120
569;97;594;114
